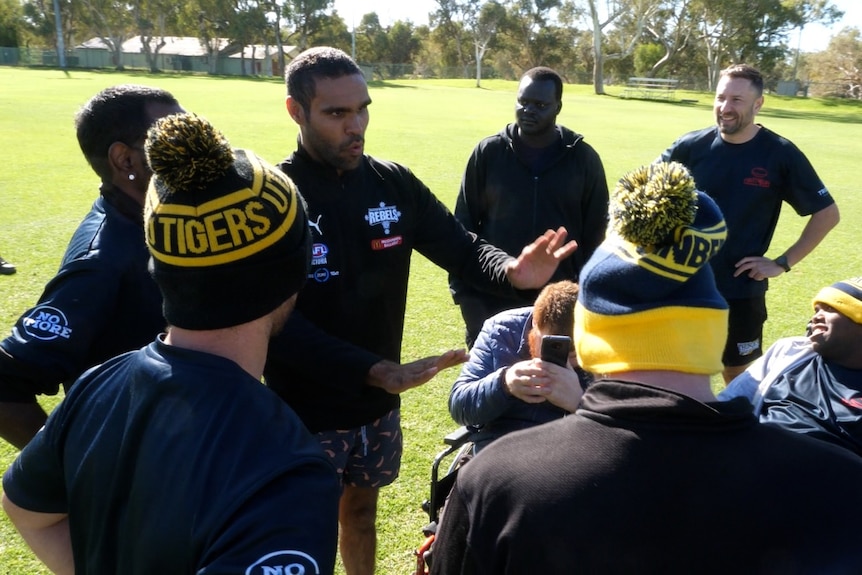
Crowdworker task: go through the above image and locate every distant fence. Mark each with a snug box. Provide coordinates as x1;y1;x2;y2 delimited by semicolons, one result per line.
0;48;502;79
1;48;858;99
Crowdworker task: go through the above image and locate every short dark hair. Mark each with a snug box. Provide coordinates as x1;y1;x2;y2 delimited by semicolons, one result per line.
720;64;764;96
285;47;364;115
521;67;563;101
75;84;178;181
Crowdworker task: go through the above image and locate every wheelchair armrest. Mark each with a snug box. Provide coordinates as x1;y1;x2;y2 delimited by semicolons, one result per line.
443;425;475;447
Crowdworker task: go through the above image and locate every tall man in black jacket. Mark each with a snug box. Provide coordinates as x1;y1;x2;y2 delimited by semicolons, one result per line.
450;66;609;346
264;47;576;575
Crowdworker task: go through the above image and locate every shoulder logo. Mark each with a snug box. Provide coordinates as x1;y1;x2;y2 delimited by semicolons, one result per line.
22;305;73;341
364;202;401;234
245;550;320;575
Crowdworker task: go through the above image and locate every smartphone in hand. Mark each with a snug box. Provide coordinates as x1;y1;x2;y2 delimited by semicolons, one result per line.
540;335;572;367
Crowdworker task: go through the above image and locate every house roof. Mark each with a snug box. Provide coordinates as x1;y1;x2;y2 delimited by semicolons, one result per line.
227;45;300;59
76;35;297;59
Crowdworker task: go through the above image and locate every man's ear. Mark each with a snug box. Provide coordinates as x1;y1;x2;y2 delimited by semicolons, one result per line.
286;96;305;124
753;95;764;115
107;141;134;175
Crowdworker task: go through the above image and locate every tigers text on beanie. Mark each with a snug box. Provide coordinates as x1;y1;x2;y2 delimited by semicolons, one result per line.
813;278;862;324
575;161;729;376
144;113;311;330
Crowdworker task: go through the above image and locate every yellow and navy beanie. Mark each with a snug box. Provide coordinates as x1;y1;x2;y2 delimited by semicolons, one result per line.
575;161;728;375
813;278;862;324
144;113;311;330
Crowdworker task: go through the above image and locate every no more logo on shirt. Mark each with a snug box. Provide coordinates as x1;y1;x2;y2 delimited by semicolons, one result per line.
245;550;321;575
22;306;73;341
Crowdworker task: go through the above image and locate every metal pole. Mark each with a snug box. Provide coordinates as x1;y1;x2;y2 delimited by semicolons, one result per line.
53;0;66;68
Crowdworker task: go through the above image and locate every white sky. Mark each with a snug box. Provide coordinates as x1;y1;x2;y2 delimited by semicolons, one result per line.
331;0;861;53
789;0;861;52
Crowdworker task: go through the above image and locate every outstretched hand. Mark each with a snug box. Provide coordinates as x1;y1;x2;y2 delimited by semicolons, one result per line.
506;227;578;290
366;349;469;394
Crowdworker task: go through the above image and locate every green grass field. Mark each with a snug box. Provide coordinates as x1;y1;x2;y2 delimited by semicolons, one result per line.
0;66;860;574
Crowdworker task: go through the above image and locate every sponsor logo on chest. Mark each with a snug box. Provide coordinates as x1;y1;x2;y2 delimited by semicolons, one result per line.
365;202;403;250
364;202;401;235
743;167;771;189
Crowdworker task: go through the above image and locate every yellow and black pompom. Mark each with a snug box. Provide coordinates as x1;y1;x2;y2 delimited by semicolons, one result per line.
145;113;234;195
610;161;697;248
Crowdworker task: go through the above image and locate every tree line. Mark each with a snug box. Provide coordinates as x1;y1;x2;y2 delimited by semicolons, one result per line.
0;0;859;98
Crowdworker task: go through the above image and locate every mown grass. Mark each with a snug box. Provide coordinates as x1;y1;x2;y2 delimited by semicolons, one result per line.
0;66;860;574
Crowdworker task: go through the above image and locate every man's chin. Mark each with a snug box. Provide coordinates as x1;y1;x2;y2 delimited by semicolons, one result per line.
808;335;825;351
341;157;363;171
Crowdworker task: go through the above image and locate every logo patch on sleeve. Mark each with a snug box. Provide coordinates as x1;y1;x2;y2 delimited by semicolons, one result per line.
21;305;73;341
245;550;320;575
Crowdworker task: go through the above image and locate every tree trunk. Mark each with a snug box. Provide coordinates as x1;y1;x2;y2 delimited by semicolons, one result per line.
592;31;605;94
474;43;484;87
588;0;605;95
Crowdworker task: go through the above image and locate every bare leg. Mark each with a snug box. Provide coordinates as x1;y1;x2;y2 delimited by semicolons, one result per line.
339;485;379;575
0;402;48;449
722;363;751;386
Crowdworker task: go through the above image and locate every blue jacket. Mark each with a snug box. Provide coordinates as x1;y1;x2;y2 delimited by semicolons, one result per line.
448;307;568;449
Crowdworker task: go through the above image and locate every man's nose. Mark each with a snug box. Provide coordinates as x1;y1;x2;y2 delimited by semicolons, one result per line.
345;115;363;134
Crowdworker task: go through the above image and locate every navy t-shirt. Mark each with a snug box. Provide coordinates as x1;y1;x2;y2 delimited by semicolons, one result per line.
760;355;862;456
3;338;339;575
661;126;834;298
0;192;164;400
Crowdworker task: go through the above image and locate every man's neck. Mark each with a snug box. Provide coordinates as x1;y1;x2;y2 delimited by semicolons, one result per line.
164;320;271;380
719;123;761;145
826;355;862;371
515;125;558;149
607;370;718;403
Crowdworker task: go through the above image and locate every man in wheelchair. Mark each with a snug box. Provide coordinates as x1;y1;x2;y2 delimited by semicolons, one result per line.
448;280;588;452
415;282;586;573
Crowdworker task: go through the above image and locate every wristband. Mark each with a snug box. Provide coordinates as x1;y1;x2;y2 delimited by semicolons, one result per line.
774;254;791;272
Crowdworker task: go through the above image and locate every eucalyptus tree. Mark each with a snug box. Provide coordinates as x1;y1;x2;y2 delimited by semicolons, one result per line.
689;0;821;89
785;0;844;79
353;12;387;63
430;0;473;76
0;0;25;47
500;0;566;72
282;0;331;50
576;0;663;93
133;0;181;72
805;27;861;98
178;0;234;73
469;0;505;86
76;0;136;69
229;0;269;74
638;0;695;77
